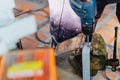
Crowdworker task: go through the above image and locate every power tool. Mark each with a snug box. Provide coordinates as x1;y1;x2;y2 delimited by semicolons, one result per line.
69;0;96;80
69;0;96;37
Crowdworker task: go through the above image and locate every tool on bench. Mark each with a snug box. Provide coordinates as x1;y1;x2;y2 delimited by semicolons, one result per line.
69;0;96;79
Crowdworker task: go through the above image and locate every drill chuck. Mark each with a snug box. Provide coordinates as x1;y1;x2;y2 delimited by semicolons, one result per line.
82;23;94;35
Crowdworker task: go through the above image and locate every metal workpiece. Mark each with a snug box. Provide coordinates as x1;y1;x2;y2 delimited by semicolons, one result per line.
82;42;91;80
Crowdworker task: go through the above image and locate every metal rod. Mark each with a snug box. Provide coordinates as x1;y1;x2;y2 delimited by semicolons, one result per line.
87;35;91;47
82;43;90;80
113;27;118;59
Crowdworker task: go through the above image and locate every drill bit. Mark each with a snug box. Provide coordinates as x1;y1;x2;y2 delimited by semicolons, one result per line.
86;35;90;47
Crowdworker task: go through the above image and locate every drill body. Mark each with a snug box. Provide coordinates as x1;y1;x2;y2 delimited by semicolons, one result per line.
69;0;96;36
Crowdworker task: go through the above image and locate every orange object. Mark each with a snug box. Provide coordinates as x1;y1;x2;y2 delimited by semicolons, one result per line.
117;42;120;48
0;48;56;80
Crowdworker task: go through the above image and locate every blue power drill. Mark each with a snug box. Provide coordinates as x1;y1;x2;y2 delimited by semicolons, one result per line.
69;0;96;38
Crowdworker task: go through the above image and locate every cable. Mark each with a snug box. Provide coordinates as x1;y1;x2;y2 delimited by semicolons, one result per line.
57;0;66;42
14;3;48;17
14;6;50;46
14;8;48;17
101;71;111;80
35;32;50;44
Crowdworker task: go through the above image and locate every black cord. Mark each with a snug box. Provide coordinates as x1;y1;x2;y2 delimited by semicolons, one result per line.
105;71;111;80
57;0;65;42
101;71;111;80
14;9;48;17
35;32;50;45
14;5;48;17
14;7;50;46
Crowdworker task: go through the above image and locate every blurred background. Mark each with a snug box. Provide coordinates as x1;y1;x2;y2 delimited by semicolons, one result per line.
0;0;120;80
14;0;51;49
14;0;120;49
